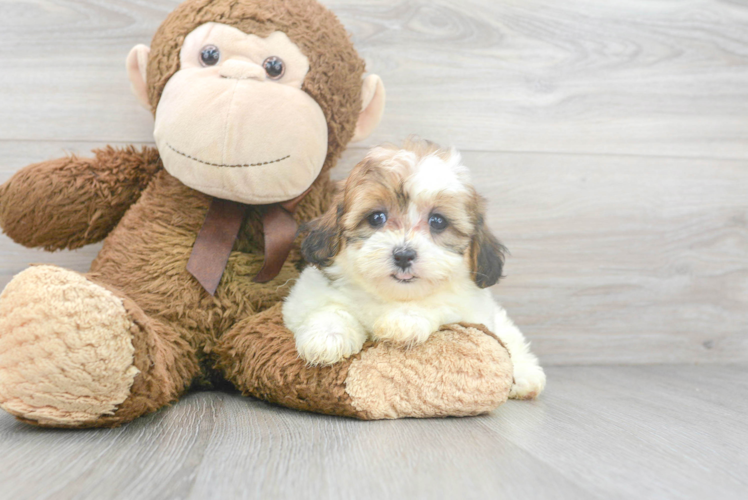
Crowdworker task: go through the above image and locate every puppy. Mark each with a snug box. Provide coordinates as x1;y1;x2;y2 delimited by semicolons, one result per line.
282;138;545;399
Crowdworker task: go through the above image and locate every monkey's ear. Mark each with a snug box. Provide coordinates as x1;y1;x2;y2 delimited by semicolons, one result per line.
300;203;343;268
351;75;386;143
126;44;151;110
469;220;506;288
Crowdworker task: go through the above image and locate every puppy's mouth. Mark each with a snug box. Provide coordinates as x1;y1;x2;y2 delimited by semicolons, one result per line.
391;272;417;283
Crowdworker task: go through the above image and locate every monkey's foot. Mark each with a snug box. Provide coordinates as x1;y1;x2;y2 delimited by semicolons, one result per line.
0;266;139;426
346;323;514;418
217;306;514;420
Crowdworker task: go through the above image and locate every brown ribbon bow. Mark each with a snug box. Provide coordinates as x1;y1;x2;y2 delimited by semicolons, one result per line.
186;189;310;295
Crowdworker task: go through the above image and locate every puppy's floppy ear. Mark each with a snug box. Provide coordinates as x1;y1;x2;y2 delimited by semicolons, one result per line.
300;200;343;267
470;216;507;288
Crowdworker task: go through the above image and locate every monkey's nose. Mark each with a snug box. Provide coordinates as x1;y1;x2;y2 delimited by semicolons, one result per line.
393;248;417;270
219;59;266;81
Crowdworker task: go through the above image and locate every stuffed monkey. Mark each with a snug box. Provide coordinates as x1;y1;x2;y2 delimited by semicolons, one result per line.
0;0;513;428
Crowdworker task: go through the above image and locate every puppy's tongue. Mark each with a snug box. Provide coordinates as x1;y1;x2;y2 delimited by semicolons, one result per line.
395;272;414;281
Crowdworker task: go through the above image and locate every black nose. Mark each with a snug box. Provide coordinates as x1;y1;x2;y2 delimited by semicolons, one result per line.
393;248;417;270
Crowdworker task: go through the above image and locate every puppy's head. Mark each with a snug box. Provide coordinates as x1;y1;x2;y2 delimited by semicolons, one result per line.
301;138;506;300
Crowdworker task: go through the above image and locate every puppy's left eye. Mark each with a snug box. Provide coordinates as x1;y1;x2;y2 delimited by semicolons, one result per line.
429;214;448;232
367;211;387;228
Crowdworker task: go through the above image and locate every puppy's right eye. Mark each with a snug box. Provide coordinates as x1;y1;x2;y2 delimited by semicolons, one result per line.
367;211;387;228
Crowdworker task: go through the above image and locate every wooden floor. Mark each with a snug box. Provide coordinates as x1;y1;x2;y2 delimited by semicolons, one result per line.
1;0;747;499
1;365;746;500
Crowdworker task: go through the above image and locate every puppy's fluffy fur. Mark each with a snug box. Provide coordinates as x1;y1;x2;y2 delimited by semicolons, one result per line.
283;139;545;399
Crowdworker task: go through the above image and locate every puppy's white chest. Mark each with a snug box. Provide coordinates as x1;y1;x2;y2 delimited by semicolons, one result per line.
347;287;485;336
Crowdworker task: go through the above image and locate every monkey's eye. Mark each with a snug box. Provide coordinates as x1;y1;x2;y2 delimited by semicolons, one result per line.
263;56;285;79
367;211;387;228
429;214;448;232
200;45;221;66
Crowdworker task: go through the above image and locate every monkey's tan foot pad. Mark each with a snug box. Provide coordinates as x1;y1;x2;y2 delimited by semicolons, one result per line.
345;323;514;419
0;265;138;426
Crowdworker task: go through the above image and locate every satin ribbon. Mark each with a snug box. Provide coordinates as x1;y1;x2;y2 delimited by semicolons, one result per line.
186;188;311;295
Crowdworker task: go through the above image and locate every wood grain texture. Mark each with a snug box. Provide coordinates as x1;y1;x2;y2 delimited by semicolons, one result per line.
0;365;745;500
1;0;747;158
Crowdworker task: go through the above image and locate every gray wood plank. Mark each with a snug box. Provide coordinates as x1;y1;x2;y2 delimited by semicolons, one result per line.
2;143;747;365
487;365;748;500
187;396;596;500
0;366;745;500
0;396;595;500
2;0;748;158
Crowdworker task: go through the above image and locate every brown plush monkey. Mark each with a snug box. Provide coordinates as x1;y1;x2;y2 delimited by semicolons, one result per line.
0;0;512;428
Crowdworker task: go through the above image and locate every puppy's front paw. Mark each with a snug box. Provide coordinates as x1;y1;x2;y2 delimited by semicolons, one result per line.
294;309;367;366
372;310;437;346
509;361;546;400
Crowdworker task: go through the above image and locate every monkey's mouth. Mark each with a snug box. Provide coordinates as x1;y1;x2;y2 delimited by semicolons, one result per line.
167;143;290;168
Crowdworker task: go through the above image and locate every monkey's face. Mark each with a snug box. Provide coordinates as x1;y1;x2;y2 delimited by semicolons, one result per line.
153;22;328;204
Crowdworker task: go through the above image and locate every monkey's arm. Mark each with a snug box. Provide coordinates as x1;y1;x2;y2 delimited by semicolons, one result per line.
0;146;161;250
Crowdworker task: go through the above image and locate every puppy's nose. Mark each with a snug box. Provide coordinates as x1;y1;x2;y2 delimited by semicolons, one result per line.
393;248;417;270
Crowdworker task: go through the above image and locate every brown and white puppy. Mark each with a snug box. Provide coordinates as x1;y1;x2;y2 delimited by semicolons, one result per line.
282;139;545;399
